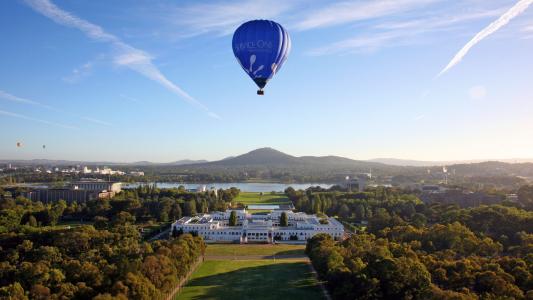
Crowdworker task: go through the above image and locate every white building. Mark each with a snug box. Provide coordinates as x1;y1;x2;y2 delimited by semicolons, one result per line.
171;209;344;244
69;180;122;193
83;166;92;174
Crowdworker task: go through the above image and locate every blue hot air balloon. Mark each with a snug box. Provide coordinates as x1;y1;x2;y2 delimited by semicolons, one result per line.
232;20;291;95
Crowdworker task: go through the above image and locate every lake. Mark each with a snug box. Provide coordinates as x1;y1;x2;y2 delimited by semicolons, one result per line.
123;182;333;192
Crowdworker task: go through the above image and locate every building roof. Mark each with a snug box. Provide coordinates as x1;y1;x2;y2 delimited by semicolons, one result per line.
247;204;280;210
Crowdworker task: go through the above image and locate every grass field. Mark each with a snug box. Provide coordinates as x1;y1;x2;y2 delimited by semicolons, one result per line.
234;192;291;205
205;244;305;256
175;260;324;300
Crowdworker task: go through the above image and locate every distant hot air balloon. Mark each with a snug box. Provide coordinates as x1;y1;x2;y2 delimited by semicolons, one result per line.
42;145;46;149
16;142;22;148
232;20;291;95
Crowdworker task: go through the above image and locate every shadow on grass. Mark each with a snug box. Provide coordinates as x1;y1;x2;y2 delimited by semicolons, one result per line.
179;262;324;300
273;249;305;256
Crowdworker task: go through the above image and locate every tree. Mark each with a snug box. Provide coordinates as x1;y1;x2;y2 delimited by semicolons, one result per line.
171;227;183;238
27;215;38;227
354;204;365;221
517;185;533;209
0;282;28;300
200;200;208;214
229;211;237;226
338;204;350;219
94;216;109;229
280;212;288;227
169;203;182;221
313;195;322;214
184;201;197;216
113;211;135;226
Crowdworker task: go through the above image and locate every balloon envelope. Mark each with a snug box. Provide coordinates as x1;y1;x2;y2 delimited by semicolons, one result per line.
16;142;22;147
232;20;291;92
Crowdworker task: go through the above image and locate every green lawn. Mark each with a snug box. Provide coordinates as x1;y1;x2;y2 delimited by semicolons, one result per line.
234;192;291;205
205;244;305;256
175;260;324;300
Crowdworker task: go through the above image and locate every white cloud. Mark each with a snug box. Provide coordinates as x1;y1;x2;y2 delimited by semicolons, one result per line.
375;8;504;31
167;0;297;37
308;31;404;55
308;7;505;55
63;61;94;83
120;94;141;103
62;55;105;83
522;22;533;38
24;0;218;118
438;0;533;76
294;0;438;31
468;85;487;100
0;108;78;130
165;0;437;36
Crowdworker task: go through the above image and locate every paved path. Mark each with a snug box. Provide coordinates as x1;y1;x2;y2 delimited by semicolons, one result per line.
164;256;203;300
308;262;332;300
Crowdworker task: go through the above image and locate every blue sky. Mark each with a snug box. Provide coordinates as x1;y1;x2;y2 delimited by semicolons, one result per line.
1;0;533;162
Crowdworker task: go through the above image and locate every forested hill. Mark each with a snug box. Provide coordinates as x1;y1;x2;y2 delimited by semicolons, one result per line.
179;147;394;171
171;148;533;178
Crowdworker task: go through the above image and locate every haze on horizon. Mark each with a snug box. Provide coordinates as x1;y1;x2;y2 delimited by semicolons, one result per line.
1;0;533;163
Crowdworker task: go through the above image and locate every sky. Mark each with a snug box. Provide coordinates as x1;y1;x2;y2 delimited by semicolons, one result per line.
1;0;533;162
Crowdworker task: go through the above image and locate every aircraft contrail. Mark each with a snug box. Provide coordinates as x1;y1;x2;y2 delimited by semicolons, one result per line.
0;89;112;126
24;0;220;119
438;0;533;76
0;108;78;130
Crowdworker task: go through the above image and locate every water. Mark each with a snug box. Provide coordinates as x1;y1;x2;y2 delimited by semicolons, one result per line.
123;182;333;192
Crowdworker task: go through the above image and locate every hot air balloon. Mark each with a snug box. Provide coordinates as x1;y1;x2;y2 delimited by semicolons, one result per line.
232;20;291;95
42;145;46;149
16;142;22;148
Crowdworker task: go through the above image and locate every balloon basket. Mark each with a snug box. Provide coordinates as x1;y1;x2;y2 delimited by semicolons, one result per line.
257;90;264;95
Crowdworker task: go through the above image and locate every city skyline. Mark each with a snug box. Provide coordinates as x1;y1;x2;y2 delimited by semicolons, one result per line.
1;0;533;162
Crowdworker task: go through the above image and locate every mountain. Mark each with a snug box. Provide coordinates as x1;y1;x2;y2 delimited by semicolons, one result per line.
209;148;298;166
167;159;208;165
179;147;392;173
173;148;533;179
367;158;533;167
367;158;454;167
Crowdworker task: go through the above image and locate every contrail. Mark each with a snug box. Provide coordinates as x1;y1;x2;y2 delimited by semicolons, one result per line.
0;108;78;130
0;90;54;109
438;0;533;77
24;0;219;119
0;89;112;126
81;117;113;127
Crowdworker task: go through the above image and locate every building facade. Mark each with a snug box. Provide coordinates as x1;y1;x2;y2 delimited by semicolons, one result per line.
22;189;96;204
171;209;344;244
69;180;122;193
22;180;121;203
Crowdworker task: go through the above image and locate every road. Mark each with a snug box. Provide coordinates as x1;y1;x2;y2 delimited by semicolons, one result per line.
148;227;171;241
